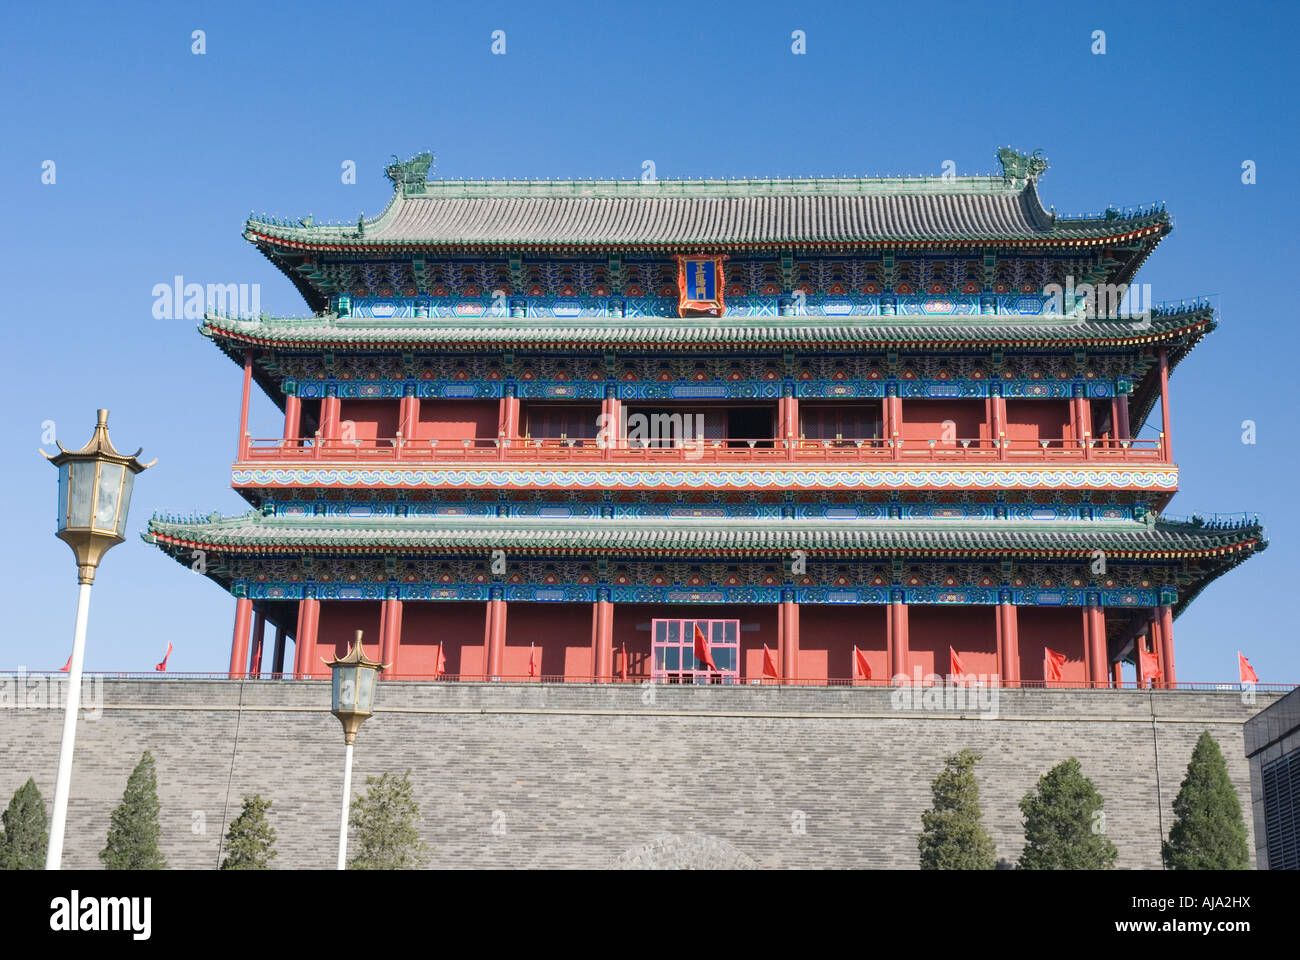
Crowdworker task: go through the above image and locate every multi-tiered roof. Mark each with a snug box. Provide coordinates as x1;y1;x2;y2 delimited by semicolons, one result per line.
146;148;1265;679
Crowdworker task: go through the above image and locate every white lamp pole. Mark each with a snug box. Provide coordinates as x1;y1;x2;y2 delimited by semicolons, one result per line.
337;742;354;870
47;582;92;868
42;410;152;869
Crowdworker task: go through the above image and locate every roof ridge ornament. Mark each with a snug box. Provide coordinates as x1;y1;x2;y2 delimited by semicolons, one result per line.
385;152;435;195
996;146;1049;185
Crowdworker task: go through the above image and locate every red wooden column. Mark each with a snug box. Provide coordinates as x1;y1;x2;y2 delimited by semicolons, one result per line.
398;391;420;446
594;591;614;681
318;392;341;443
778;592;800;683
247;609;266;678
887;591;909;680
1076;393;1093;459
998;597;1020;686
380;593;403;678
500;390;522;453
882;393;894;456
1080;604;1094;685
484;589;507;679
1156;604;1176;689
887;392;902;460
229;597;253;679
991;393;1007;459
1115;393;1131;441
1110;660;1123;689
1158;347;1173;461
237;349;254;458
283;390;302;444
506;392;521;444
294;596;320;679
1148;614;1164;689
779;392;799;458
599;392;620;456
1083;599;1107;688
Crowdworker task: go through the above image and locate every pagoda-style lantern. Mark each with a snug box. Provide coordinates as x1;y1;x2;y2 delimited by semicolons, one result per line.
41;409;153;870
324;631;386;869
44;409;154;585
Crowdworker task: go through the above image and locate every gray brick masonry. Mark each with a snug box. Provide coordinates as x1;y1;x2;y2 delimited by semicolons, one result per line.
0;680;1278;869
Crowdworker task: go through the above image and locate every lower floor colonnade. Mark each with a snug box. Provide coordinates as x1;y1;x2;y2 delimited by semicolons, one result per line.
227;596;1178;689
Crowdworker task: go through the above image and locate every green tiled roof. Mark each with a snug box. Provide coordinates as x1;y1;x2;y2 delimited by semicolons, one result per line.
245;172;1168;250
146;511;1264;559
204;303;1214;352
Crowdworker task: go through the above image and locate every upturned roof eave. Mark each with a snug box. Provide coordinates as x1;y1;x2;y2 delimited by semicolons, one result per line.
199;306;1216;356
144;512;1266;559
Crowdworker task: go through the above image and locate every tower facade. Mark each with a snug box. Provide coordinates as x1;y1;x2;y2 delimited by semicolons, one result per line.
147;149;1265;686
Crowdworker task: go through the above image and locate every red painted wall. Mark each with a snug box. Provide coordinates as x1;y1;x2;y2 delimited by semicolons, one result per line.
798;605;887;680
416;400;498;442
1004;400;1072;445
900;399;986;444
502;602;593;680
337;400;400;442
399;601;487;677
1016;606;1086;684
906;605;998;679
316;600;382;662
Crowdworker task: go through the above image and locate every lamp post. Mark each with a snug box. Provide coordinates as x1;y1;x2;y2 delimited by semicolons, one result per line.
41;409;153;869
325;631;384;870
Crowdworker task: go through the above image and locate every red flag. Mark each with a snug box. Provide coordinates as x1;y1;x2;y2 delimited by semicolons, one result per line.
762;643;780;680
1139;648;1161;684
854;645;872;680
434;643;446;678
949;646;966;681
621;641;628;682
155;642;173;672
1238;651;1259;684
1044;647;1067;683
59;653;71;673
693;623;717;671
528;643;538;678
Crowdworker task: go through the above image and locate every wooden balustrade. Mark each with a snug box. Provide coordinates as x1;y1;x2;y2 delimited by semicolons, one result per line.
240;435;1169;465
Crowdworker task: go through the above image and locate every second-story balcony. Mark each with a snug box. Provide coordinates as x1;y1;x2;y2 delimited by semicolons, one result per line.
241;433;1168;464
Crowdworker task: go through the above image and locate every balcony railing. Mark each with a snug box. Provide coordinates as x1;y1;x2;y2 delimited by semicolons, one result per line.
241;433;1169;464
14;670;1291;692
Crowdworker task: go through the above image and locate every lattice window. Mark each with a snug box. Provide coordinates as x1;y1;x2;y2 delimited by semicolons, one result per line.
651;618;740;684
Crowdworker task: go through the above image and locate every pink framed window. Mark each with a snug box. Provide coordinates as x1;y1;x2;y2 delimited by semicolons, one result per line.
651;618;740;684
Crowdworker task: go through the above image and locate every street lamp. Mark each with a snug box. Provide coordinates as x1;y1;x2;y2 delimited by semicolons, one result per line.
41;409;153;869
325;631;385;870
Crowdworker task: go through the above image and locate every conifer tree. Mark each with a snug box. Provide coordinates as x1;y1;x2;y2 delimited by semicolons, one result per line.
918;749;997;869
348;769;428;870
99;751;166;870
1162;731;1250;870
1019;757;1117;869
220;794;277;870
0;779;49;869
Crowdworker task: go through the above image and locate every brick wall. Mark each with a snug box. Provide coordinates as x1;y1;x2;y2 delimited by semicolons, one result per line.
1;680;1276;869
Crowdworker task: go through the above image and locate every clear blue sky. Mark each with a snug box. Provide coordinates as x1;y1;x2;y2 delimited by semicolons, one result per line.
2;0;1295;681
